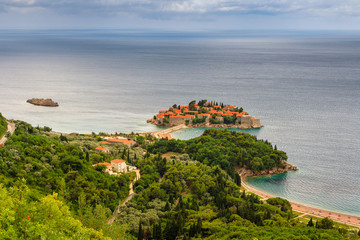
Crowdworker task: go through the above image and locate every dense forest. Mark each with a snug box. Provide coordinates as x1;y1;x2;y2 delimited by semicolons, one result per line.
147;129;288;177
0;118;358;239
0;113;7;138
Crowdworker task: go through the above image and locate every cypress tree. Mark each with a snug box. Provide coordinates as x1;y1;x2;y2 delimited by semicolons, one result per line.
157;221;163;240
196;218;202;234
307;217;314;227
138;221;144;240
164;202;171;211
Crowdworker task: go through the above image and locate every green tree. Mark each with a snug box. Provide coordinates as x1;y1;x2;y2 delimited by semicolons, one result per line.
317;217;334;229
307;217;314;227
188;100;196;111
138;221;144;240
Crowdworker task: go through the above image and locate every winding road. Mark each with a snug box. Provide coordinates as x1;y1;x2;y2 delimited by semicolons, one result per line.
108;169;141;224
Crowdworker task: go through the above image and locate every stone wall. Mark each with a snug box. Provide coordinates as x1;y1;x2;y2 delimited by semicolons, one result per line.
169;117;186;125
240;115;252;128
251;117;262;128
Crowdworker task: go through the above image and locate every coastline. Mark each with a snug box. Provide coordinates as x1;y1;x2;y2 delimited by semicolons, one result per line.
146;126;360;227
148;121;263;130
240;173;360;228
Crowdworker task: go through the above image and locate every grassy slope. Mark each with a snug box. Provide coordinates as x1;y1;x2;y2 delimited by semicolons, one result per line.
0;113;7;139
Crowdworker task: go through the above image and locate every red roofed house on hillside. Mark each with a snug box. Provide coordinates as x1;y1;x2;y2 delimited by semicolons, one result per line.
96;146;110;154
92;162;112;174
93;159;137;175
111;159;127;173
215;116;224;122
107;138;136;147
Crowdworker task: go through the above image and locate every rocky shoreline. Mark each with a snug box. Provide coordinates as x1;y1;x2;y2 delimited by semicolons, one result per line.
237;162;298;178
27;98;59;107
147;119;263;129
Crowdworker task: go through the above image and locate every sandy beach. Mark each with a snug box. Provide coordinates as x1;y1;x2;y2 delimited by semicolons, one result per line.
241;175;360;228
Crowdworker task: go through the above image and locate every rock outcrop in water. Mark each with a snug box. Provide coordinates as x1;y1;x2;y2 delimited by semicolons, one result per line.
238;162;298;177
27;98;59;107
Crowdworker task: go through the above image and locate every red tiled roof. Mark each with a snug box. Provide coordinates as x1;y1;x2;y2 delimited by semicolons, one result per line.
100;141;109;144
107;139;135;145
99;162;111;166
96;146;106;151
93;162;111;167
111;159;125;163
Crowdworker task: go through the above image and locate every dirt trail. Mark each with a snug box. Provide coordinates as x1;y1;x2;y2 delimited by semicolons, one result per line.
108;169;141;224
0;122;16;145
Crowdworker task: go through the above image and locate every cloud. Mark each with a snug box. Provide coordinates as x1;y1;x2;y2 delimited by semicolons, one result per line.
1;0;360;17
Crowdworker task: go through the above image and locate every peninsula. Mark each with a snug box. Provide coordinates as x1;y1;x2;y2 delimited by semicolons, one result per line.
147;99;263;129
27;98;59;107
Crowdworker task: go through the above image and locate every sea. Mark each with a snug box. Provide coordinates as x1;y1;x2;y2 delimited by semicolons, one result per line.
0;29;359;216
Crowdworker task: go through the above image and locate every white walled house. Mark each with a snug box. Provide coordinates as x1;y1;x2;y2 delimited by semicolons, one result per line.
111;159;127;173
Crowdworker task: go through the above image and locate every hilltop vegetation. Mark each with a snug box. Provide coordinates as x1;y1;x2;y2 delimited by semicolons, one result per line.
0;121;135;212
0;113;7;138
118;138;354;239
0;180;109;239
0;121;358;239
147;129;287;177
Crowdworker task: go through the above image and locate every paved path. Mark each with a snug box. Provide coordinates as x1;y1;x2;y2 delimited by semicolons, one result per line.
0;122;16;145
239;173;360;228
142;124;188;139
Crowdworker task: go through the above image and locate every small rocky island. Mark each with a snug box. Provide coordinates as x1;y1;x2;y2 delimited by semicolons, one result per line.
27;98;59;107
148;100;263;129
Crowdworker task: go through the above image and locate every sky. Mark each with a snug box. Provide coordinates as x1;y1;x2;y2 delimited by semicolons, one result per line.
0;0;360;30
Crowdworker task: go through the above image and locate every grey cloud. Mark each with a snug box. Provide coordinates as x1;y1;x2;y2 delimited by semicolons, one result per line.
1;0;360;17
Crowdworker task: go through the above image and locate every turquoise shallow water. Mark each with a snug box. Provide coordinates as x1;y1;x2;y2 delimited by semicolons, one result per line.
0;30;359;216
172;127;360;216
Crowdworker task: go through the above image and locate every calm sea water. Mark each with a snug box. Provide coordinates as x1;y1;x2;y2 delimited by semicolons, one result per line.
0;30;359;216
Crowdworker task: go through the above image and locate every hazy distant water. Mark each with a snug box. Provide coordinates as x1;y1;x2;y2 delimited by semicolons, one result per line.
0;30;359;216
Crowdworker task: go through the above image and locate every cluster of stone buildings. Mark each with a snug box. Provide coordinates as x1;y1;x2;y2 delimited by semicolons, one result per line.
93;158;137;175
150;102;262;129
